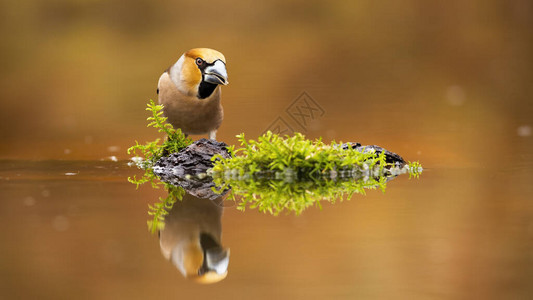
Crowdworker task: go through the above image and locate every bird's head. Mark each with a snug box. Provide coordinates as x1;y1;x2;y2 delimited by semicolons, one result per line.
170;48;228;99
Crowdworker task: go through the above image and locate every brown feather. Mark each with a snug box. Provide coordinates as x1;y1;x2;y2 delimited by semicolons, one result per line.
158;72;223;135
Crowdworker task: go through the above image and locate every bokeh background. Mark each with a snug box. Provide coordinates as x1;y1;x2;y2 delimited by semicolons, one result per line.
1;0;532;299
1;0;531;164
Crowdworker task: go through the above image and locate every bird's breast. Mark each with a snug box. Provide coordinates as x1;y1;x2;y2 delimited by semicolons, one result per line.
158;73;223;135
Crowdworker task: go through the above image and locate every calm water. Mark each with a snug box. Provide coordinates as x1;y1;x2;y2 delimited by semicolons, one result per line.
0;154;532;299
1;1;532;299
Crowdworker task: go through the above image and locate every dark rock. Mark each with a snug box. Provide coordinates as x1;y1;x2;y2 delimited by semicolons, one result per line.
153;139;231;200
153;139;406;198
342;142;405;167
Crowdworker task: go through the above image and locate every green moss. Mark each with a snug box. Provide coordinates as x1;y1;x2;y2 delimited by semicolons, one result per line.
126;100;192;232
127;99;192;189
146;185;185;234
209;131;423;215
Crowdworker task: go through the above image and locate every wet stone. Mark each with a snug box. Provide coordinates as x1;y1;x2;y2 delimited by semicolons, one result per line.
341;143;405;167
153;139;406;199
154;139;231;199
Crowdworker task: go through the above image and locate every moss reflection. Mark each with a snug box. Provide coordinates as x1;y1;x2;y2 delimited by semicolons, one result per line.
208;132;422;214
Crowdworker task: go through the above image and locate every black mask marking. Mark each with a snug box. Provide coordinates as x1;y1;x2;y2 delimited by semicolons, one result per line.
198;81;217;99
196;59;224;99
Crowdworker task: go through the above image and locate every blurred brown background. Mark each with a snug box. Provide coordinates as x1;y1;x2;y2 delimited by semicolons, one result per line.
1;0;532;166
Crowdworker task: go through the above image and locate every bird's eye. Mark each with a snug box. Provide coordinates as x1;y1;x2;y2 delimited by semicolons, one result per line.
195;58;203;66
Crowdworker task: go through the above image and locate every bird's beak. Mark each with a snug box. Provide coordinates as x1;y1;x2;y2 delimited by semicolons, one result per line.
204;60;229;85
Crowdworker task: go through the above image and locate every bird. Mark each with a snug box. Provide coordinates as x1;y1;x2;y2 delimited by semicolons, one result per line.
159;193;229;284
157;48;229;140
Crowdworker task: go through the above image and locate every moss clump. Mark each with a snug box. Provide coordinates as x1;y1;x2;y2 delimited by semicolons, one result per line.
127;100;192;233
146;185;185;234
213;174;389;215
209;131;423;215
211;131;388;178
127;99;192;188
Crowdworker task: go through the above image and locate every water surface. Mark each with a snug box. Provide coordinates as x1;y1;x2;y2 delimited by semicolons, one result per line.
0;157;531;299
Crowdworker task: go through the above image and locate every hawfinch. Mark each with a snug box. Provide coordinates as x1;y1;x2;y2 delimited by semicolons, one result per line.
157;48;228;140
159;193;229;284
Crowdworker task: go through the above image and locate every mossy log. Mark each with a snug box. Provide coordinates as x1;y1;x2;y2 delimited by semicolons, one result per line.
153;138;406;199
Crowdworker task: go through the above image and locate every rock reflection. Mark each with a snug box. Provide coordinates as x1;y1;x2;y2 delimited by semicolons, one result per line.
158;192;229;284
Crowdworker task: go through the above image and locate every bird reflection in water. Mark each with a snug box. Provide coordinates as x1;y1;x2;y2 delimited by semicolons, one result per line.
158;192;229;284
